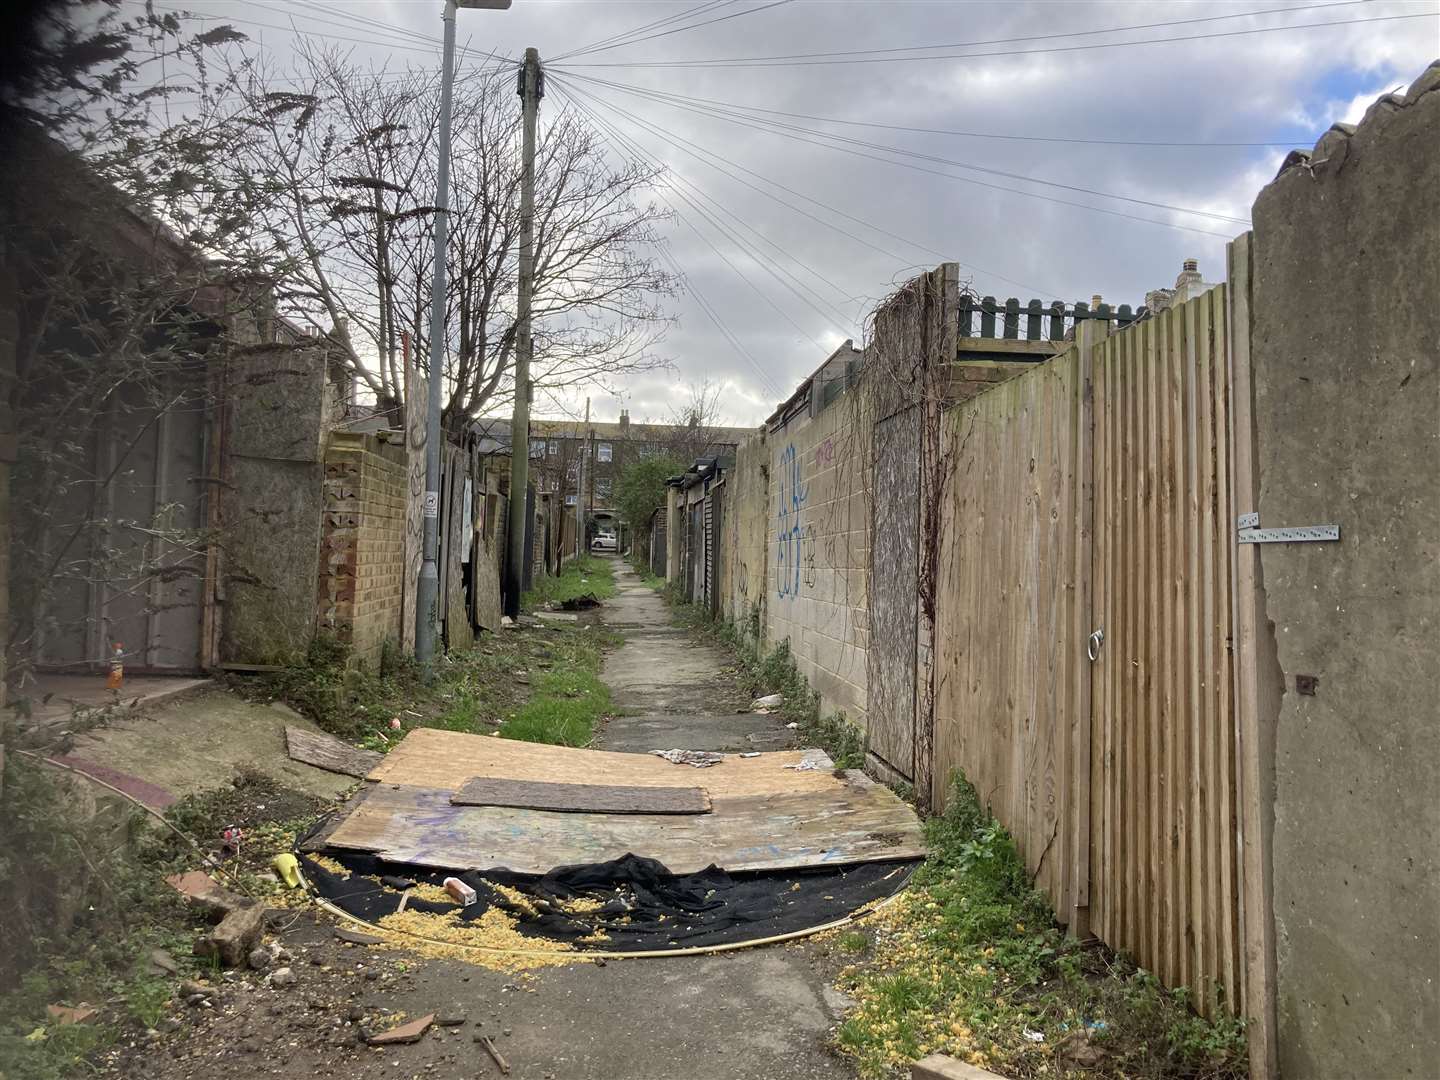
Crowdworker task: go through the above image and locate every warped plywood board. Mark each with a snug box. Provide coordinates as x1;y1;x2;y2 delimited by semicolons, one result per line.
313;772;925;874
367;727;838;797
451;777;711;815
286;726;383;779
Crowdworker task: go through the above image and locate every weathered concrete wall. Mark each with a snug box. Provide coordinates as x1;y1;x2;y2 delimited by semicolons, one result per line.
1249;65;1440;1080
318;432;407;670
767;386;870;725
0;271;14;706
220;345;336;665
720;431;770;640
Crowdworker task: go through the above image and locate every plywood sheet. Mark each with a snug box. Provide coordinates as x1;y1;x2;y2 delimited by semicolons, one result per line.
286;726;383;779
451;777;711;815
367;727;839;797
313;772;925;874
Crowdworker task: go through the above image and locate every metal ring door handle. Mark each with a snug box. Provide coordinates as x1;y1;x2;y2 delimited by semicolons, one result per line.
1087;628;1104;662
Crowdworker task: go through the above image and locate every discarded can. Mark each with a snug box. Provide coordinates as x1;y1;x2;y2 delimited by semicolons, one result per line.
443;877;477;907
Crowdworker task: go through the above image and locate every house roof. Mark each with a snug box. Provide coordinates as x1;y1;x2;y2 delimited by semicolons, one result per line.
471;416;757;453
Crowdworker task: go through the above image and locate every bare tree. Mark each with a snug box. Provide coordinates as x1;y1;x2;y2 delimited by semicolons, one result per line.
647;378;732;462
210;51;677;429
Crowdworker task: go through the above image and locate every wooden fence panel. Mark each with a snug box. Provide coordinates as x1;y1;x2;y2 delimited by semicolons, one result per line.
1090;288;1241;1017
932;351;1087;920
933;287;1246;1020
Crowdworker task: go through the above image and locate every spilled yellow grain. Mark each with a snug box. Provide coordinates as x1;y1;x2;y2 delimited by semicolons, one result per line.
406;881;455;904
307;854;353;877
373;906;583;974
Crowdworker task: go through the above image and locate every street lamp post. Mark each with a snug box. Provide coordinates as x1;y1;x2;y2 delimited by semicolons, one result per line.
416;0;512;668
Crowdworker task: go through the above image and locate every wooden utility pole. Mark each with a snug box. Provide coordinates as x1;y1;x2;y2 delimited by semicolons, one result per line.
503;47;542;618
575;396;588;558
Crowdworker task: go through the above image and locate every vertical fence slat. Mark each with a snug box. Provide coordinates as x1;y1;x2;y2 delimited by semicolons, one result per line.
1159;305;1178;988
1227;232;1279;1079
1183;297;1204;1005
1123;319;1134;956
1211;285;1240;1013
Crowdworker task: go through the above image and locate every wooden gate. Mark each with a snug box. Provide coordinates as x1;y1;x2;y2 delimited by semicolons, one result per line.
868;407;922;779
931;285;1249;1022
1090;287;1241;1017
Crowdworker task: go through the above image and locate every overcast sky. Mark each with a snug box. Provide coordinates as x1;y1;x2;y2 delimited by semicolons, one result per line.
137;0;1437;425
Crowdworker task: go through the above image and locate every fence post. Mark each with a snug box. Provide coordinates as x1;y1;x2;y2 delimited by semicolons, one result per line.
1225;231;1279;1080
1070;316;1107;935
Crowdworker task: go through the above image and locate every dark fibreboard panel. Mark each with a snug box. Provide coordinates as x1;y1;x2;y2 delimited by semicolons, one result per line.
867;407;921;779
450;777;711;815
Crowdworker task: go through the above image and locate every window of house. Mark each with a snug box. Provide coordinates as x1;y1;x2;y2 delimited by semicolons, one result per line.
595;476;612;499
547;439;558;456
564;493;577;506
597;442;612;463
529;438;545;458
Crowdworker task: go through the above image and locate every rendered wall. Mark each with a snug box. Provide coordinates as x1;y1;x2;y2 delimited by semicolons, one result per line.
1249;66;1440;1080
220;344;335;665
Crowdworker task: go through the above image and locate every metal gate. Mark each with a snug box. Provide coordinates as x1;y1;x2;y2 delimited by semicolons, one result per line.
707;481;724;617
37;377;208;673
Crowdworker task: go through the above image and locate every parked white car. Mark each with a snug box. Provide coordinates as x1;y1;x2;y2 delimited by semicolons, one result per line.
591;529;617;552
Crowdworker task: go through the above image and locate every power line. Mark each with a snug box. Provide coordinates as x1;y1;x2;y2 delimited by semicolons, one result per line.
144;3;451;57
566;0;798;60
549;85;785;399
561;73;1245;236
554;12;1434;68
544;72;1307;149
552;71;1059;297
552;0;738;62
561;0;1367;64
554;84;810;397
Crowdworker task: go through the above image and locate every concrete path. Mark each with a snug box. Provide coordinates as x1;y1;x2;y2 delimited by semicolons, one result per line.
596;559;795;753
102;558;860;1080
510;557;856;1079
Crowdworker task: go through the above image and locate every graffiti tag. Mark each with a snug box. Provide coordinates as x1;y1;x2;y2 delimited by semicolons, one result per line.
776;443;808;600
801;524;817;589
814;437;835;468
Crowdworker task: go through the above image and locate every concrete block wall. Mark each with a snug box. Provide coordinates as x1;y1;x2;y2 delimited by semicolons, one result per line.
318;433;407;670
767;393;870;725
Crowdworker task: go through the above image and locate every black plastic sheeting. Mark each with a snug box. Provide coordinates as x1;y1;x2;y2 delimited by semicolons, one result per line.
298;846;918;951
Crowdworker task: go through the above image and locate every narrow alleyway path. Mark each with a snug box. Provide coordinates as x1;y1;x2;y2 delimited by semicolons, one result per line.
101;560;859;1080
595;557;794;753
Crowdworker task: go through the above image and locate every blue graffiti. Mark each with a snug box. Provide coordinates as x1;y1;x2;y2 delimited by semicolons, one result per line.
776;443;808;600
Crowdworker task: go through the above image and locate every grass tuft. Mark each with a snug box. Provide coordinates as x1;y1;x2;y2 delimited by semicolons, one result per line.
834;772;1248;1079
522;554;617;609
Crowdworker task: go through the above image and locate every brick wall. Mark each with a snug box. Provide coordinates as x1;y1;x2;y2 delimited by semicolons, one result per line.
318;432;407;670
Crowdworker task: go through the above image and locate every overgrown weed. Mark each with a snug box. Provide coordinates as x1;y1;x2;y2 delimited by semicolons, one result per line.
835;772;1248;1079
